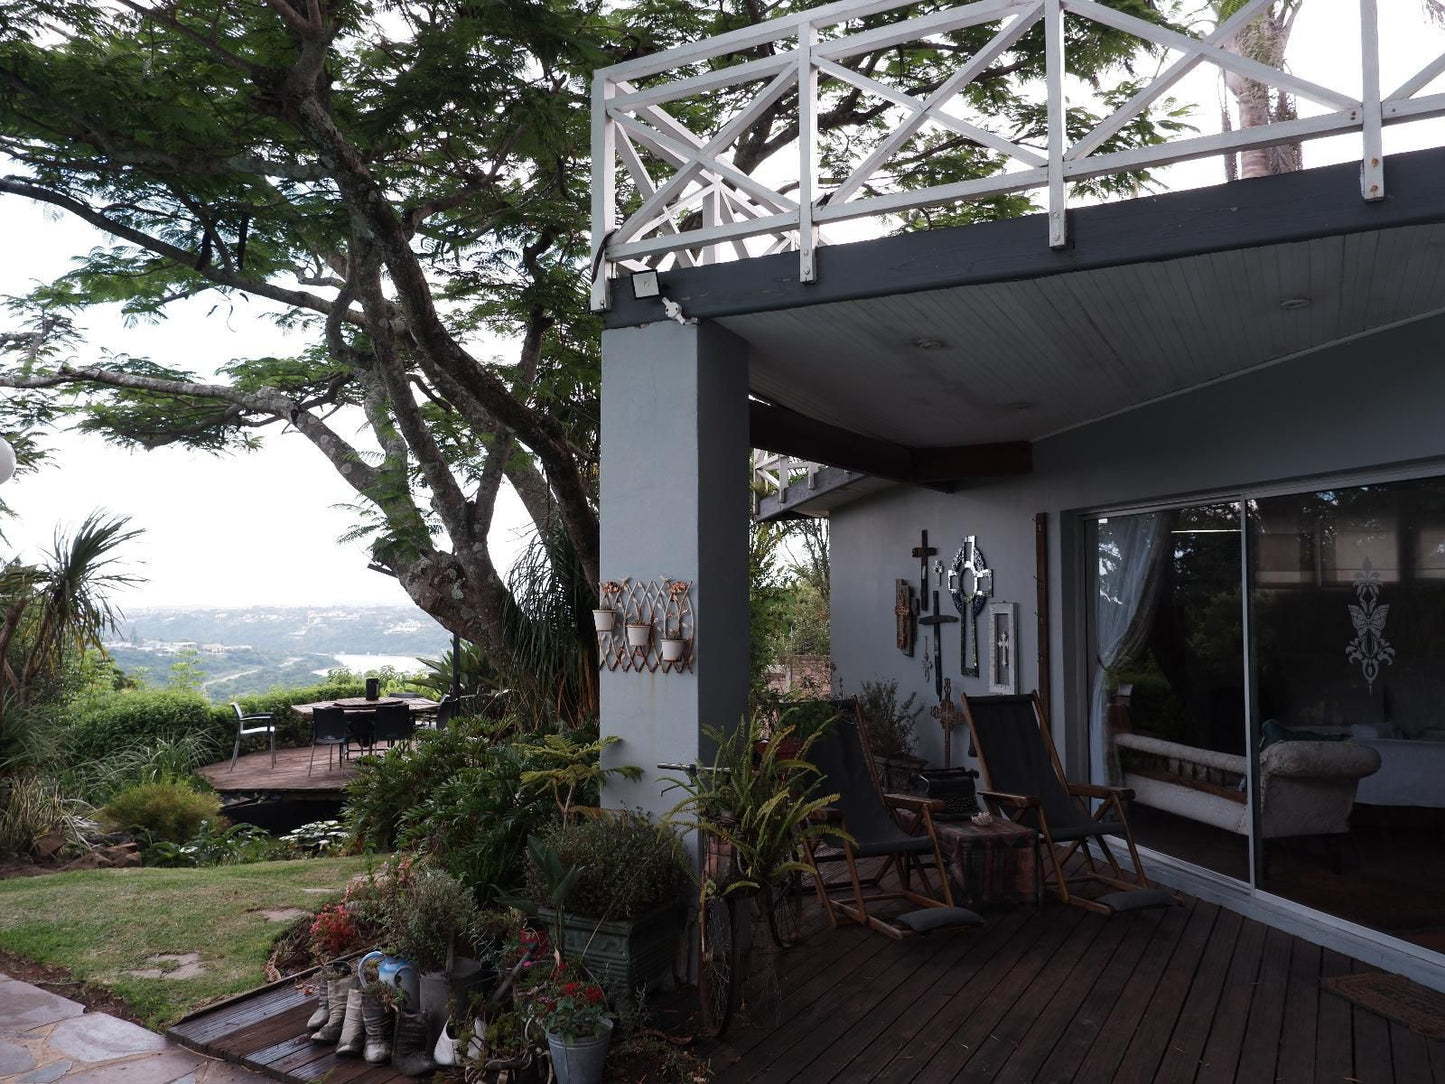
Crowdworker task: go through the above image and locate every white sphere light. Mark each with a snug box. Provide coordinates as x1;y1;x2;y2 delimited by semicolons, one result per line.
0;438;14;485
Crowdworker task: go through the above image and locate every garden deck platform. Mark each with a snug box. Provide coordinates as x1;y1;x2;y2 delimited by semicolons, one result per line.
196;746;356;800
168;888;1445;1083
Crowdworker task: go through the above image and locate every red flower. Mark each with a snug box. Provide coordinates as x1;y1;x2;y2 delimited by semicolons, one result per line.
585;987;605;1004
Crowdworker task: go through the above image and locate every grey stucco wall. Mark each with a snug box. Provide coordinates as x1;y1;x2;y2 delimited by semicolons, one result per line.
599;321;750;816
829;311;1445;776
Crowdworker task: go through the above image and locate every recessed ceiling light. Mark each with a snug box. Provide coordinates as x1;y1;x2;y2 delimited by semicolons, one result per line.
911;337;946;350
1280;297;1311;311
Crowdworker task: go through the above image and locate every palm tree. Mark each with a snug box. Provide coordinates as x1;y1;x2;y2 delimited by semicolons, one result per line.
0;512;143;707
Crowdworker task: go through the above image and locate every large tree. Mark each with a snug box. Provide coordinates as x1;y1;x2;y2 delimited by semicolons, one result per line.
0;0;1179;684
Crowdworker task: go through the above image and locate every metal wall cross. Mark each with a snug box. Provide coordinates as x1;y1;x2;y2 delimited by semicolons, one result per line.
930;676;963;768
894;579;916;657
911;530;936;614
917;590;957;700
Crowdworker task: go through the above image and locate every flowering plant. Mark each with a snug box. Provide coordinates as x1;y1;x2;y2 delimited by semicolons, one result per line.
525;964;613;1042
308;903;362;959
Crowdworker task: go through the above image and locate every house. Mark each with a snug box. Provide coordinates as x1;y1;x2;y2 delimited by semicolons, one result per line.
591;0;1445;993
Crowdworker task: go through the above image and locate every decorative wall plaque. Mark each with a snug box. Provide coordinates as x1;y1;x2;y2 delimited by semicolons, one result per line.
987;601;1018;695
894;579;916;657
949;536;993;678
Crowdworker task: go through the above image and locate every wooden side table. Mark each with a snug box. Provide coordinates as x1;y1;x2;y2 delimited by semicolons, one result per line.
934;817;1040;910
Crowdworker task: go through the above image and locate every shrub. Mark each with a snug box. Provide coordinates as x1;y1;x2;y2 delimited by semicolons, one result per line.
101;780;221;843
67;689;224;766
0;773;94;858
218;676;368;750
310;903;364;960
525;811;688;920
855;679;921;760
277;819;351;857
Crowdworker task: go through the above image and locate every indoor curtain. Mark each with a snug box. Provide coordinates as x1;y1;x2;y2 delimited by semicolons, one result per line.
1090;511;1171;785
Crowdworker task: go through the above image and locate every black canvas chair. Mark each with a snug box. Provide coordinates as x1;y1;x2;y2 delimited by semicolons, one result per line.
371;701;414;747
229;703;275;771
308;705;351;776
960;692;1176;916
801;698;983;939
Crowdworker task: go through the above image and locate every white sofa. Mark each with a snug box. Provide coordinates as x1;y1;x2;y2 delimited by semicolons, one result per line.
1113;732;1381;839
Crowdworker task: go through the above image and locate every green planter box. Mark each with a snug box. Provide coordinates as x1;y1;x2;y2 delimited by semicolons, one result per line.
536;903;683;1006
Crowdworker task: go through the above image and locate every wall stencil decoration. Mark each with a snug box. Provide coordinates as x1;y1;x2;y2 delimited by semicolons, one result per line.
949;536;994;678
1346;556;1394;691
987;602;1019;695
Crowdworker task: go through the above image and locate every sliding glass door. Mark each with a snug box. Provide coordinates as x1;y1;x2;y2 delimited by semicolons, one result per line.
1092;474;1445;952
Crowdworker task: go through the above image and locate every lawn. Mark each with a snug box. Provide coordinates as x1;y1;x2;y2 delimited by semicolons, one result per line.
0;856;373;1026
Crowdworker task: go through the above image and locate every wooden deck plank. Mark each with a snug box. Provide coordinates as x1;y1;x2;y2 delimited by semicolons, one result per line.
1192;915;1268;1084
1029;905;1169;1083
1233;924;1294;1084
1151;907;1245;1084
868;906;1088;1084
949;909;1112;1081
1108;900;1221;1084
1275;937;1321;1084
1317;948;1356;1084
1352;961;1396;1084
197;744;357;796
1067;899;1196;1083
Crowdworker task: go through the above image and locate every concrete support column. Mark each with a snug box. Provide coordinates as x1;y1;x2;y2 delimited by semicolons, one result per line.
598;320;751;816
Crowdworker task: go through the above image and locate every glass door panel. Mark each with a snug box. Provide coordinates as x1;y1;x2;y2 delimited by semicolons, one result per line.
1093;502;1249;880
1249;478;1445;952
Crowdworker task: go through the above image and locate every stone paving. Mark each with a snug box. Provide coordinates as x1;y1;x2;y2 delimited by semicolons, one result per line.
0;972;259;1083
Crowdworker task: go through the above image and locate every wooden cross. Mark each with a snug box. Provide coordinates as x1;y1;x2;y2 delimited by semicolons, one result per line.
930;677;962;768
911;530;937;614
893;579;915;657
917;590;957;700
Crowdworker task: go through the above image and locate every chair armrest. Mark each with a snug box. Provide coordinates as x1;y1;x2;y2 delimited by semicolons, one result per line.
239;713;273;723
808;805;844;825
884;793;945;813
1067;782;1135;801
978;789;1039;809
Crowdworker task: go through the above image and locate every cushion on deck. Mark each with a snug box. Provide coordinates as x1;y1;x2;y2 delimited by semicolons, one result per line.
895;906;985;933
1095;888;1176;913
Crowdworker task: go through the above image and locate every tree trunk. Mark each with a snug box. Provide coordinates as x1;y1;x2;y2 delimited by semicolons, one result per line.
1220;6;1299;180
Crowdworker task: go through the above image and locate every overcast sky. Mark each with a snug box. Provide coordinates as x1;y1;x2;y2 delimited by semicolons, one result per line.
0;1;1439;611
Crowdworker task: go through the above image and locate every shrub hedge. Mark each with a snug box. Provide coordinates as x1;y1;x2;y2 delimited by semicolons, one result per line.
219;676;368;750
67;690;225;765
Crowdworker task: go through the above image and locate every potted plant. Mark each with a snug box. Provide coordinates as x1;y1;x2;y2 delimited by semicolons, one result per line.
385;866;483;1042
593;582;622;634
856;679;926;792
523;812;689;1007
525;964;613;1084
624;622;651;649
459;1007;543;1084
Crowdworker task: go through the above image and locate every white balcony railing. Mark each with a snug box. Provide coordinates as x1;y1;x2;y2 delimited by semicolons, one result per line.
590;0;1445;311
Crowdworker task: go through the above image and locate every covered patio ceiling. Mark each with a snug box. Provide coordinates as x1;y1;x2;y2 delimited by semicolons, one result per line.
607;147;1445;491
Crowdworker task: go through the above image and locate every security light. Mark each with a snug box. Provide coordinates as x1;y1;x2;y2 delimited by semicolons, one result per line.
632;270;661;299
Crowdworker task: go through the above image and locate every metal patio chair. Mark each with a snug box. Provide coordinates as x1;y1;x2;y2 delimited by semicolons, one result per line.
308;705;351;776
229;702;276;771
802;698;983;939
960;692;1177;916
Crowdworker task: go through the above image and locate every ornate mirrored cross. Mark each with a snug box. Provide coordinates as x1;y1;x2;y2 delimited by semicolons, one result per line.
949;536;994;678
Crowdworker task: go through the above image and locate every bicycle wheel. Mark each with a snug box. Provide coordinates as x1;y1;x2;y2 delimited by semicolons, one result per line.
759;873;803;950
697;892;740;1038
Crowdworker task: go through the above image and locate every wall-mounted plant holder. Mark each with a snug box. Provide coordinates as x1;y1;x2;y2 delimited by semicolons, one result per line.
598;577;694;673
593;608;617;633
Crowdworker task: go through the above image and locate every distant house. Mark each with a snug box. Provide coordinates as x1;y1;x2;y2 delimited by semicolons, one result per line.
589;0;1445;991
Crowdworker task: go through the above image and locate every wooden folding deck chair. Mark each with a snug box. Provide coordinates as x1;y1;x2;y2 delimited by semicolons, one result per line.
960;692;1177;916
801;698;983;939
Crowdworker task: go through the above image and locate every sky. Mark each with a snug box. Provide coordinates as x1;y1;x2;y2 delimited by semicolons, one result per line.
0;1;1441;611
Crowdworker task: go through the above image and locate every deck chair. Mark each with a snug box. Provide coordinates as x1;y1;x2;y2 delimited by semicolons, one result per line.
960;692;1176;916
371;701;414;747
801;698;983;939
308;706;351;776
229;703;276;771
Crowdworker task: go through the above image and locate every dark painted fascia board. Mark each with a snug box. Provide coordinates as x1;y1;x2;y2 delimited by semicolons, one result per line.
749;399;1031;487
605;145;1445;328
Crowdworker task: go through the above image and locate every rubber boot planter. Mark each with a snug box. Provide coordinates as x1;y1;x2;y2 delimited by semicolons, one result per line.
362;993;393;1064
305;962;350;1030
335;990;365;1057
310;975;356;1042
391;1009;436;1076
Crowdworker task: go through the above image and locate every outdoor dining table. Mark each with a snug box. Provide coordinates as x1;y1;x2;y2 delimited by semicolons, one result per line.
291;695;441;750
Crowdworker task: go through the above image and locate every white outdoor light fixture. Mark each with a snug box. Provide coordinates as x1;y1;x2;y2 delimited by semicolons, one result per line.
631;270;660;299
0;437;15;485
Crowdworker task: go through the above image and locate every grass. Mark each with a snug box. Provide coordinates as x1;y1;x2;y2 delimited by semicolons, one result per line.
0;856;373;1027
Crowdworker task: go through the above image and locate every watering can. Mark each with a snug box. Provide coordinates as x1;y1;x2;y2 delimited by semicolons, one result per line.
358;951;420;1010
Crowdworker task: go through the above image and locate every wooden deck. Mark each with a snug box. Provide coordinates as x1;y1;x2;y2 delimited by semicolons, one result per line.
167;886;1445;1083
703;892;1445;1084
197;745;357;798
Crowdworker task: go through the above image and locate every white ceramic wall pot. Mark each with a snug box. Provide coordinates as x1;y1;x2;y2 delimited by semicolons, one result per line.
625;623;651;649
592;609;617;633
660;638;685;663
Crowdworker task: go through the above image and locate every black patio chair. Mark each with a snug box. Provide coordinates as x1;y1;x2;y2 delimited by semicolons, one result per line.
371;701;414;748
801;698;983;939
959;692;1177;916
434;695;456;729
229;702;276;771
308;706;351;776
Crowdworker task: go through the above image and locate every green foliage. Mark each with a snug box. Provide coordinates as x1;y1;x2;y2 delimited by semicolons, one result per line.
854;680;922;760
67;689;222;766
514;729;641;822
277;819;351;857
166;648;206;694
346;855;484;971
0;773;94;858
219;676;368;749
138;820;280;869
101;781;221;844
524;811;688;921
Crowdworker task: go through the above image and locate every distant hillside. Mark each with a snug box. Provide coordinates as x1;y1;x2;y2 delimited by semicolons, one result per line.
105;605;454;699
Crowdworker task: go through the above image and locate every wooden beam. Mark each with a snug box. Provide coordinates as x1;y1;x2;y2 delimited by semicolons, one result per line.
749;399;1032;486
